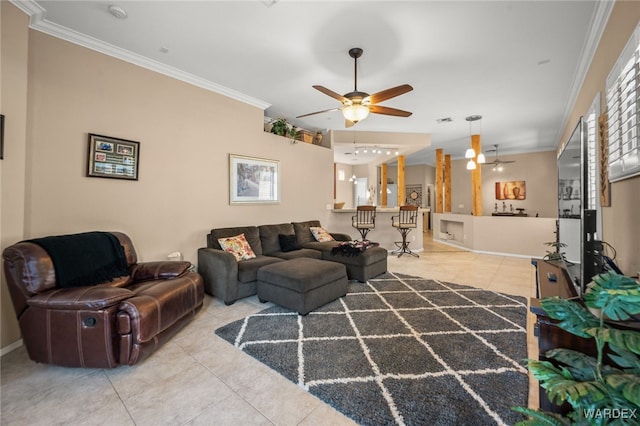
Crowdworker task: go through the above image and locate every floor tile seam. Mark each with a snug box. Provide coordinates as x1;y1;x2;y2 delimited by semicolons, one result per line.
185;348;265;424
101;368;139;425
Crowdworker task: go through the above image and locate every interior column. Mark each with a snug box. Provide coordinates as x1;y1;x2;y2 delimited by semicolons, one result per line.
471;134;483;215
397;155;405;206
435;149;443;213
444;154;451;212
381;163;388;207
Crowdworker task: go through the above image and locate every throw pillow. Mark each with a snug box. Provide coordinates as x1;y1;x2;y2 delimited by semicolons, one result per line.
278;234;301;252
310;226;335;242
217;233;257;261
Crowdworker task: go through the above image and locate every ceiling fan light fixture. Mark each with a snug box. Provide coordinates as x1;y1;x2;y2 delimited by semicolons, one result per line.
466;159;477;170
465;148;476;159
343;105;369;123
477;153;486;164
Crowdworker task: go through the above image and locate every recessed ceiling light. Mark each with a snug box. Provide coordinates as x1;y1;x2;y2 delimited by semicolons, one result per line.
108;5;128;19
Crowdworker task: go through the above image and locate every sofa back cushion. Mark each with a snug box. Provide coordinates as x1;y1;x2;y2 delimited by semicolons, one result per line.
208;226;262;255
258;223;295;254
292;220;322;245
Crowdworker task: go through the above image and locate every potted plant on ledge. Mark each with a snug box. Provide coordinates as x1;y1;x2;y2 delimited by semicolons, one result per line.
269;118;296;139
513;271;640;425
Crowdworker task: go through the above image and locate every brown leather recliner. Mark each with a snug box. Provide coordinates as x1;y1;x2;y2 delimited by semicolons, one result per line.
2;231;204;368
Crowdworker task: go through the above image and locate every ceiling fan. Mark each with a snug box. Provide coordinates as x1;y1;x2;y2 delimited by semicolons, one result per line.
296;47;413;128
483;144;516;171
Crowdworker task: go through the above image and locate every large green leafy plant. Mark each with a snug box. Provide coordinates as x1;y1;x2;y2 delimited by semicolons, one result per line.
513;271;640;425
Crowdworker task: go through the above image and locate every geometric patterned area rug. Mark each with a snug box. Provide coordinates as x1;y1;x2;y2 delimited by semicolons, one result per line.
215;272;529;425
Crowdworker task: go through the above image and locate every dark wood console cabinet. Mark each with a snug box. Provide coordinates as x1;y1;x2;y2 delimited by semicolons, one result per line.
530;259;640;412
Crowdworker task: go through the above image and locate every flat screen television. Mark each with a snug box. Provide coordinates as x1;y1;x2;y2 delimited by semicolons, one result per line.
557;117;600;296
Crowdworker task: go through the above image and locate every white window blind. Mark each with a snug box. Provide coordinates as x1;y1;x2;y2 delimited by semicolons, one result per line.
586;108;598;210
606;23;640;182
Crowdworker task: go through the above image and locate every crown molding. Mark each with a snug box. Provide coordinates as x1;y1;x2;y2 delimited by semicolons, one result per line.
555;0;615;145
9;0;271;110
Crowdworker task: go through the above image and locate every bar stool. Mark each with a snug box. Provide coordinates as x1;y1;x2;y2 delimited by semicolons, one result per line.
391;205;419;257
351;205;376;241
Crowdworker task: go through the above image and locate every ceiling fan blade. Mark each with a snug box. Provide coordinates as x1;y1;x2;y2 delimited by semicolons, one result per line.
369;105;413;117
366;84;413;104
296;107;341;119
313;85;350;104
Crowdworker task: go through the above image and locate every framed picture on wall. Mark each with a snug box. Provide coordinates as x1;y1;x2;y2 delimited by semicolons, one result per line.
229;154;280;204
87;133;140;180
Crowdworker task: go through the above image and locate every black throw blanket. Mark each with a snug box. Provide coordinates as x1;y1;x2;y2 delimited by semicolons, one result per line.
27;231;129;288
331;240;380;257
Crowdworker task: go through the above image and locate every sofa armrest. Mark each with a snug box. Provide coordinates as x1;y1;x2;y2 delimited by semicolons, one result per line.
131;261;191;282
331;232;352;242
197;248;239;303
27;286;133;310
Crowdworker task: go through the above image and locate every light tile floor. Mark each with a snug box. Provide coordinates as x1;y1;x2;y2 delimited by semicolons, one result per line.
1;233;539;425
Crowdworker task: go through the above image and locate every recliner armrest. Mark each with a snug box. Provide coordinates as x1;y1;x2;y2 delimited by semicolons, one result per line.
27;286;133;310
131;261;191;282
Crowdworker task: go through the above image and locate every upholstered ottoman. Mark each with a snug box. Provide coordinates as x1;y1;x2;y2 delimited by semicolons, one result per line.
323;245;388;282
257;258;348;315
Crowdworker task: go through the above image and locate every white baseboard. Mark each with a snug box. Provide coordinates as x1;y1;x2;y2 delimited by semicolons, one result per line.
1;339;23;357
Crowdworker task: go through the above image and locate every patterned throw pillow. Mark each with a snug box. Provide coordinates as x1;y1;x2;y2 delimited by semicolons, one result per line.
310;226;335;242
217;233;256;261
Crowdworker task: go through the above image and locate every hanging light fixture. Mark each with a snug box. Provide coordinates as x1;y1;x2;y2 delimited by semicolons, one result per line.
465;115;483;170
342;105;370;123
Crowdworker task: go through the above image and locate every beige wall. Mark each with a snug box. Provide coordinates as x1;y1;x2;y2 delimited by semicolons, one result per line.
450;150;557;218
558;1;640;274
0;15;334;350
1;3;31;351
334;162;354;208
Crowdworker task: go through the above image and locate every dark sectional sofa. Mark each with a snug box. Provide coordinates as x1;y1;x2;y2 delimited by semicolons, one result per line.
197;220;388;305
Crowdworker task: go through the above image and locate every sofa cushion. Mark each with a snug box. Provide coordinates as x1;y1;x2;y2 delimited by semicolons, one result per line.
237;255;283;283
268;248;322;260
218;234;257;261
279;234;301;252
310;226;335;242
300;240;342;252
208;226;262;255
292;220;322;245
258;223;295;254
